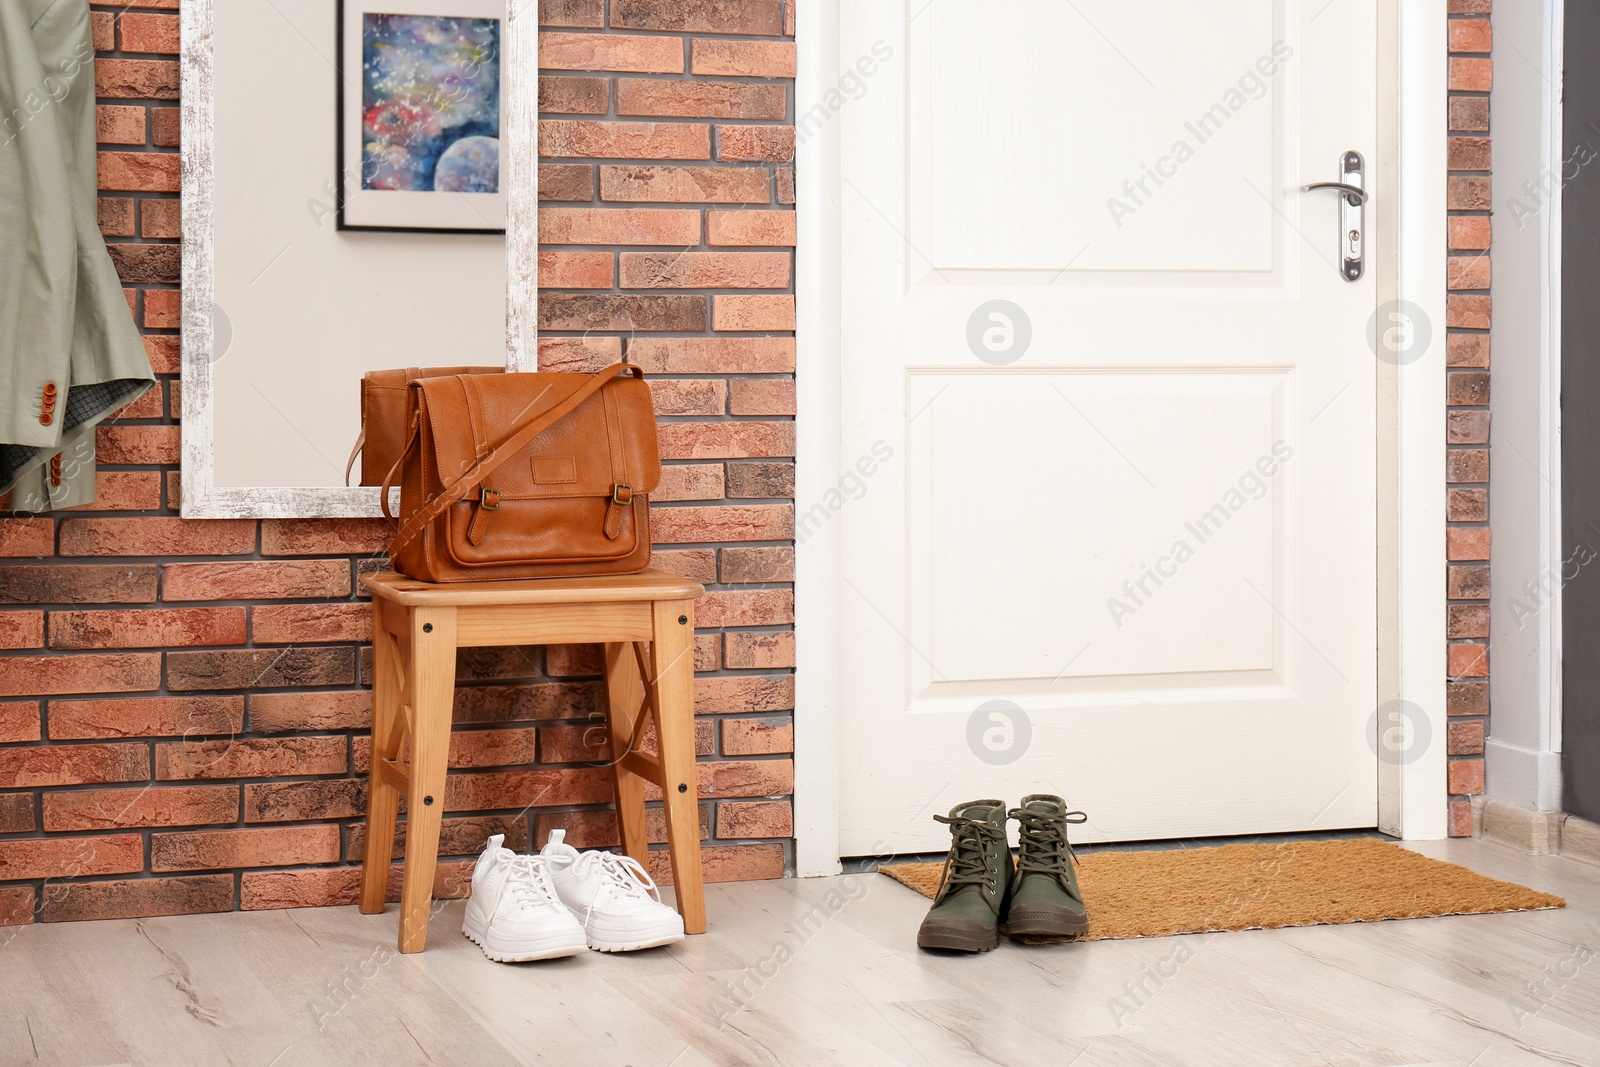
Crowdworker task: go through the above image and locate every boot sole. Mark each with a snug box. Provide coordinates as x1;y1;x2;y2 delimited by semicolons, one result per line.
462;913;588;962
587;928;686;953
462;926;589;962
1004;913;1089;940
917;926;1000;953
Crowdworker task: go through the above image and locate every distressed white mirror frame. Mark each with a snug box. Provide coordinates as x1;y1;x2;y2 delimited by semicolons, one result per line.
179;0;539;518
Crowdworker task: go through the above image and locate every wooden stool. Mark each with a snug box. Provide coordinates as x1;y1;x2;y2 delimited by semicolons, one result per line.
357;568;706;953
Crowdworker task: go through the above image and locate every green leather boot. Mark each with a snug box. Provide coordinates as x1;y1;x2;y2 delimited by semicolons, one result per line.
916;800;1012;952
1004;794;1089;940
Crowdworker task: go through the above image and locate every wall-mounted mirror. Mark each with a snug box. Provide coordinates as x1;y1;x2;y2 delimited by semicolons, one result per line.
180;0;538;518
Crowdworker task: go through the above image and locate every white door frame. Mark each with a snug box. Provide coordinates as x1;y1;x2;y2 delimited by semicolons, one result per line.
793;1;1449;876
1485;0;1564;814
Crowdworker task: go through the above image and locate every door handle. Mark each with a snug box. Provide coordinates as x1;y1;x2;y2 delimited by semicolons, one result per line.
1303;181;1368;206
1302;151;1365;281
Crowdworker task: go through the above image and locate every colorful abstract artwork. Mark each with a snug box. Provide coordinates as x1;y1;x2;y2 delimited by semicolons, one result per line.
338;3;505;232
362;15;500;193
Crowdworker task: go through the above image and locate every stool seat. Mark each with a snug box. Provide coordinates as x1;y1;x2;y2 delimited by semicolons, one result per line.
357;568;707;953
364;568;703;607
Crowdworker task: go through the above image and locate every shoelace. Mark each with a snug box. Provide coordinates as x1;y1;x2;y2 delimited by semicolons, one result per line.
493;853;564;915
1010;805;1088;880
932;812;1008;895
566;850;664;924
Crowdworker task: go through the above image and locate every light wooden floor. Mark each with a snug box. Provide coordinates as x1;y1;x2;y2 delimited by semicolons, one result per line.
2;838;1598;1066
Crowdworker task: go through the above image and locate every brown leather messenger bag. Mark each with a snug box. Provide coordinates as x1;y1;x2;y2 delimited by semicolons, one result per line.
380;363;660;583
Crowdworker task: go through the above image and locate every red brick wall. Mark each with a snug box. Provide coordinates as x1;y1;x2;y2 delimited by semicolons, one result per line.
0;0;797;927
0;2;1497;926
1446;0;1491;833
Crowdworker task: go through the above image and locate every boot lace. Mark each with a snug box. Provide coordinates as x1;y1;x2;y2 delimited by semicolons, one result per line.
933;813;1006;897
494;853;564;914
569;849;664;913
1011;805;1088;883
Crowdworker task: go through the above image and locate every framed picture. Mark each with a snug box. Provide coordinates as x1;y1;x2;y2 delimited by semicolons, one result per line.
337;0;506;233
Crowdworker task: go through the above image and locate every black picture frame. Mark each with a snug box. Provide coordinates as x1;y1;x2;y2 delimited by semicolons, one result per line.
335;0;507;235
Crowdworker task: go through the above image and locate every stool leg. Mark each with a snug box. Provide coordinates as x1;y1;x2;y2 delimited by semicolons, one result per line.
398;606;457;953
650;600;706;934
359;606;404;914
603;642;650;867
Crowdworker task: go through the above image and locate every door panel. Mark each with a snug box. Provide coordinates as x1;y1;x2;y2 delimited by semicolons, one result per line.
839;0;1379;854
911;0;1278;274
910;369;1286;691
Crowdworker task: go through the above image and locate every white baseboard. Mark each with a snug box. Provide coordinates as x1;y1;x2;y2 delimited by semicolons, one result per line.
1483;739;1564;811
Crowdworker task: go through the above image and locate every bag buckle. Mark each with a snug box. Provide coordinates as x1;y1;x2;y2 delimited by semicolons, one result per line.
479;487;501;511
611;482;634;506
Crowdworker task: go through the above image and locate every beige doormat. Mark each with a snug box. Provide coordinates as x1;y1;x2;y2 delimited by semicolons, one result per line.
879;839;1564;941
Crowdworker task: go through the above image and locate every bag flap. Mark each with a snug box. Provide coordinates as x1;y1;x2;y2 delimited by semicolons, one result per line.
358;366;503;486
364;365;504;389
418;371;660;500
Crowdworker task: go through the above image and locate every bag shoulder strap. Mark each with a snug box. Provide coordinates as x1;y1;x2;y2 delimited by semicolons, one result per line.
343;428;366;487
385;362;644;557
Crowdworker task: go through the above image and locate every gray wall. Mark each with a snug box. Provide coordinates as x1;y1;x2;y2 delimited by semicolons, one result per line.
1562;0;1600;822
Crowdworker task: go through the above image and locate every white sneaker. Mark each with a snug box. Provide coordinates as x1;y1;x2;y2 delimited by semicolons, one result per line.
461;834;588;962
540;829;686;952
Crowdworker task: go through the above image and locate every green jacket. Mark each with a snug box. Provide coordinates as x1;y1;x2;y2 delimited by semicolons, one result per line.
1;0;155;509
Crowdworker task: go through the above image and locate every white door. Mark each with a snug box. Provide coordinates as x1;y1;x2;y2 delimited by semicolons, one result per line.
837;0;1380;854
